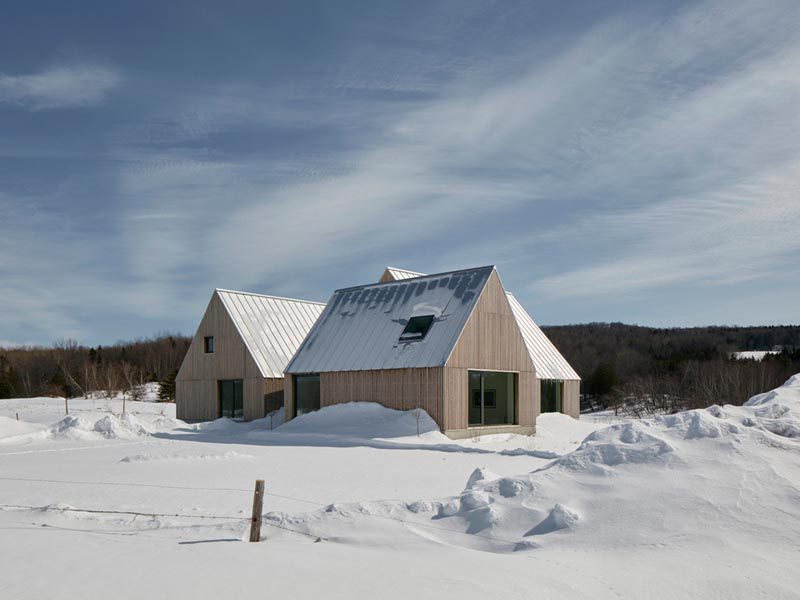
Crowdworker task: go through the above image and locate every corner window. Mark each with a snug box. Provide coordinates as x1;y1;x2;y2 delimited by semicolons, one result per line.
469;371;517;426
204;336;215;353
399;315;435;341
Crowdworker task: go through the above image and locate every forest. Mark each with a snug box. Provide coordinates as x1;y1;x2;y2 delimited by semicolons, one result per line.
543;323;800;415
1;324;799;415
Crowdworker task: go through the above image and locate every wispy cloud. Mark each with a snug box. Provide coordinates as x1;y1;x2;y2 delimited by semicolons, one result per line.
0;64;120;109
3;0;800;343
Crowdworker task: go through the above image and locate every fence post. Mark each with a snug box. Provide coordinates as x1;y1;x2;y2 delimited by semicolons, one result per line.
249;479;265;542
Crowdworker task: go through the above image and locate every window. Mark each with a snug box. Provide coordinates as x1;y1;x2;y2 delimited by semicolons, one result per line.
541;380;563;413
219;379;243;419
204;336;215;353
399;315;435;341
468;371;517;426
294;374;320;417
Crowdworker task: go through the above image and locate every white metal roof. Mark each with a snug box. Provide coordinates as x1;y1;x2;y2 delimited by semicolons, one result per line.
215;289;326;378
381;266;426;281
506;292;580;381
286;266;495;373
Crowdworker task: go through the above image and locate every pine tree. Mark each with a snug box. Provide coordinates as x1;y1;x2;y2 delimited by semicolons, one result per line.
0;354;19;399
158;368;178;402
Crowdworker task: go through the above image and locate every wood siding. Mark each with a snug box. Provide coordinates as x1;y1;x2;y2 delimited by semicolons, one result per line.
318;368;444;427
444;271;538;431
176;292;276;421
562;379;580;419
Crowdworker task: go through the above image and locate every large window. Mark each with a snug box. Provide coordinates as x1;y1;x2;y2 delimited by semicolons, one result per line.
541;379;563;413
399;315;435;341
294;374;320;417
204;336;215;353
219;379;243;419
468;371;517;426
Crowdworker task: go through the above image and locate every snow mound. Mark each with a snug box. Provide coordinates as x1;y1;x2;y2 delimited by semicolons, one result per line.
278;402;444;441
50;413;151;440
0;415;49;442
552;422;676;474
738;375;800;440
657;409;742;439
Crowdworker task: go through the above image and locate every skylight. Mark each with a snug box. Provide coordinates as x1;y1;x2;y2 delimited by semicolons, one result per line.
399;315;435;341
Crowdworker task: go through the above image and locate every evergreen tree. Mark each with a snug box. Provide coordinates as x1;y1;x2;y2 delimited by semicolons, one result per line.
0;354;19;399
158;368;178;402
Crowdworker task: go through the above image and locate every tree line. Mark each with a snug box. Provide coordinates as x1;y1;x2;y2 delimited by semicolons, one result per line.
1;323;799;415
542;323;800;415
0;334;190;401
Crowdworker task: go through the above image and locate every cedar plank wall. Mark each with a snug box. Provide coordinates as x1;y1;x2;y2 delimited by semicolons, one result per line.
319;368;444;427
444;270;538;431
562;379;580;419
176;292;266;421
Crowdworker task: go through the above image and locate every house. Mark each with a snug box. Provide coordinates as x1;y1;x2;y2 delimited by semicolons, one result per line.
176;289;325;421
380;267;581;417
283;265;580;438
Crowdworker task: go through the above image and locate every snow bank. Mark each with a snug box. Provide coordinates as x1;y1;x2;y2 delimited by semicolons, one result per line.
551;422;676;475
0;415;49;443
278;402;445;441
50;413;151;440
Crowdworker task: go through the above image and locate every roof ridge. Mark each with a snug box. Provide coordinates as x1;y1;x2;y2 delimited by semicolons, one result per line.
215;288;326;306
385;266;425;274
338;265;496;293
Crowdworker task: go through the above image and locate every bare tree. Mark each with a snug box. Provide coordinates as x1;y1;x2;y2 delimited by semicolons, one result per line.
53;339;85;414
120;361;141;414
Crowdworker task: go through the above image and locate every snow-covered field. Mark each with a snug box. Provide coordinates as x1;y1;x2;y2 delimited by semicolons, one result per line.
1;378;799;599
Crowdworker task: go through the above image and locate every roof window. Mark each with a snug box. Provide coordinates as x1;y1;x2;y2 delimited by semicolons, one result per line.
399;315;435;341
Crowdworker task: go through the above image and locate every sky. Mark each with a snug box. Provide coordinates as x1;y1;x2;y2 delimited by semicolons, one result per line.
1;0;799;347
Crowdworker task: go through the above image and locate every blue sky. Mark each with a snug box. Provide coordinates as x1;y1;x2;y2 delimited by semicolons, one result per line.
2;0;799;346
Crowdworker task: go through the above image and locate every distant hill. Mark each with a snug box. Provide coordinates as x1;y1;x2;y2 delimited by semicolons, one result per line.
541;323;800;412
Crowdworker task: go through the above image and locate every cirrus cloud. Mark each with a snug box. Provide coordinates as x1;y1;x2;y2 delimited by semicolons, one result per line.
0;64;121;110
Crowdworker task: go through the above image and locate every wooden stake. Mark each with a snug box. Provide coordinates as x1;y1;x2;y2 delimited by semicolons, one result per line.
249;479;265;542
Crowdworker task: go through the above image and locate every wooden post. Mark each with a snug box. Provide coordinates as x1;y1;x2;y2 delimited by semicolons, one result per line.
249;479;265;542
16;412;19;421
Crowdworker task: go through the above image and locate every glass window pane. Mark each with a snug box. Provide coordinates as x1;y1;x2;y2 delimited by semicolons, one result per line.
399;315;435;341
295;374;320;416
482;371;516;425
468;371;517;426
468;371;482;425
541;380;563;413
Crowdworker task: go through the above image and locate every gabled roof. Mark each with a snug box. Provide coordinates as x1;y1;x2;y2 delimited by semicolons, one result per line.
506;292;580;381
374;267;580;381
215;289;325;378
379;266;426;282
286;266;495;373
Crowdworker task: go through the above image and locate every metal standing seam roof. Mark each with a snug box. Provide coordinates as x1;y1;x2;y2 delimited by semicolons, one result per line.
286;266;495;373
215;289;326;378
382;266;427;281
375;267;579;381
506;292;580;381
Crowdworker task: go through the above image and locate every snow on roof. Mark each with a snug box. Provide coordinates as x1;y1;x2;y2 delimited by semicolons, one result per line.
215;289;326;378
287;266;495;373
380;266;426;282
376;267;580;382
506;293;580;381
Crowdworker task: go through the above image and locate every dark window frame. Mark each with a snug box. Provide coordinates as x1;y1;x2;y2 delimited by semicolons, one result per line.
399;315;435;342
204;336;215;353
